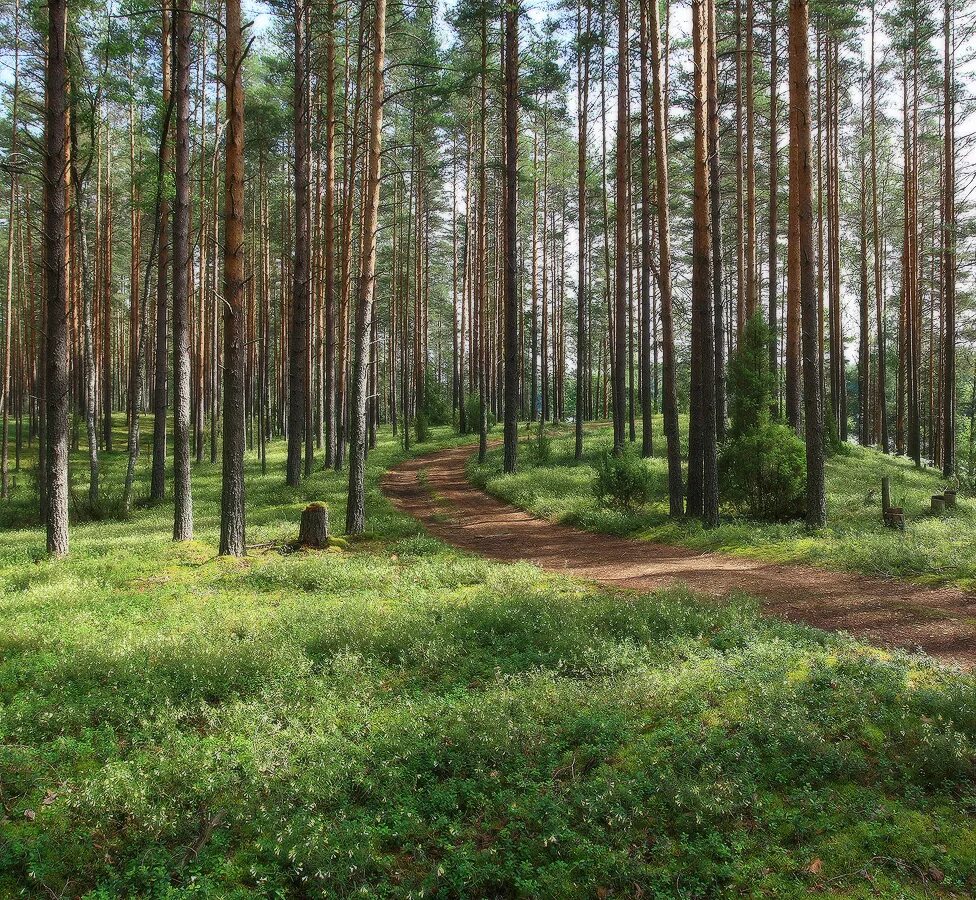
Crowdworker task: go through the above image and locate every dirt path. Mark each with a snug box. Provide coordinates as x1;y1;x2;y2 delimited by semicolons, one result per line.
382;443;976;670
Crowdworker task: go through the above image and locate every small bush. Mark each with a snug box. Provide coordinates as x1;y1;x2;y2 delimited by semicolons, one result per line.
463;392;495;435
720;423;806;521
70;488;132;524
593;446;652;511
823;400;849;456
422;375;452;426
727;313;775;439
526;420;553;466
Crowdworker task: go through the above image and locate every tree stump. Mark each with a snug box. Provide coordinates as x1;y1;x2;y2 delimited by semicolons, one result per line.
944;489;957;509
298;502;330;549
884;507;905;531
931;495;946;516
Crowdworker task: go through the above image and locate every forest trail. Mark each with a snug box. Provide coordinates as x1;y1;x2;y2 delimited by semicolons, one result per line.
383;444;976;671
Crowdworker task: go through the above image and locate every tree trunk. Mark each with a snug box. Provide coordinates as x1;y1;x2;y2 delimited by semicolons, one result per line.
220;0;246;556
101;126;113;453
287;0;310;486
858;66;871;447
768;0;779;412
74;115;99;505
870;1;887;452
789;0;826;528
323;0;337;469
1;0;20;500
639;0;653;458
613;0;629;453
576;0;591;462
44;0;70;557
745;0;757;320
171;0;193;540
502;1;520;474
345;0;386;535
707;0;725;439
942;0;956;477
649;0;682;515
692;0;718;527
151;0;172;502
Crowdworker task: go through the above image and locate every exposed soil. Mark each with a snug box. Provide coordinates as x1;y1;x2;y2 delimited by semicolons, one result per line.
382;443;976;671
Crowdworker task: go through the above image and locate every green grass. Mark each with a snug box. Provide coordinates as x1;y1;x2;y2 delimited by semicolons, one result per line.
470;419;976;590
0;422;975;896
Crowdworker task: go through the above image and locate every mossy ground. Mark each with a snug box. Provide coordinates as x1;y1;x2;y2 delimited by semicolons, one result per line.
0;421;974;897
472;419;976;590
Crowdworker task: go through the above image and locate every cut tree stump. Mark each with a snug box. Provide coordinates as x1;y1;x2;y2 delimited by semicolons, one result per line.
931;495;946;516
884;507;905;531
298;502;330;549
944;489;957;509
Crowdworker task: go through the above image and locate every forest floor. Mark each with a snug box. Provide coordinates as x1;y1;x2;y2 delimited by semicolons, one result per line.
387;442;976;669
2;422;975;896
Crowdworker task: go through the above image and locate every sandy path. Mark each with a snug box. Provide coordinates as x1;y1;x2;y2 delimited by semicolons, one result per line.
382;443;976;670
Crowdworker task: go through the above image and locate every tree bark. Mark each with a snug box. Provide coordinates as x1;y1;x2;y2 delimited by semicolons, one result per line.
692;0;718;527
171;0;193;540
707;0;725;439
2;0;20;500
942;0;956;477
638;0;653;458
503;1;520;475
151;0;172;502
575;0;591;462
287;0;310;486
649;0;682;515
613;0;629;453
768;0;779;412
789;0;826;528
44;0;70;557
220;0;246;556
345;0;386;535
870;1;887;452
323;0;337;469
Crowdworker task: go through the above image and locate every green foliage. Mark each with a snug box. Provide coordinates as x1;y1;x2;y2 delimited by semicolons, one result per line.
824;399;849;457
525;419;553;466
722;315;805;521
69;488;133;524
727;313;775;439
464;392;494;434
720;423;807;521
593;445;652;511
422;374;452;427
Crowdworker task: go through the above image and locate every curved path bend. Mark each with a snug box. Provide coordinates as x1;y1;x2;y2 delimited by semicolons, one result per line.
382;443;976;670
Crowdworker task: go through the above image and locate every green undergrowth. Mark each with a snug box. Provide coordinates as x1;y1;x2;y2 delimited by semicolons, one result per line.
471;420;976;590
0;421;974;897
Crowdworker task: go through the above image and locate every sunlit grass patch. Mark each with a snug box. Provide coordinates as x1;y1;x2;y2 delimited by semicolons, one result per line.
0;420;973;896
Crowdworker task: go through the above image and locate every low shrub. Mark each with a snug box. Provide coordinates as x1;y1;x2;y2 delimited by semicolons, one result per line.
463;392;495;435
70;488;132;524
720;422;806;521
593;445;652;511
422;374;452;426
525;420;553;466
727;312;775;439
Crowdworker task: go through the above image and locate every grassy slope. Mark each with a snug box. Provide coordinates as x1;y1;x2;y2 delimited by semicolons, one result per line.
471;419;976;590
0;425;973;897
